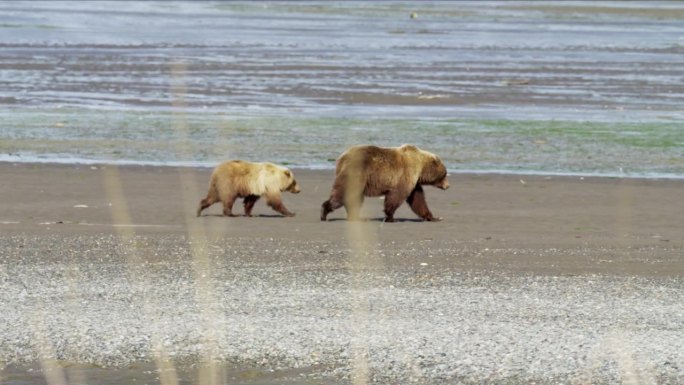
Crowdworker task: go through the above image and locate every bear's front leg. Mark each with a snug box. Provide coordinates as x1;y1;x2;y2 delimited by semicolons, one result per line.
243;195;260;217
266;193;295;217
406;185;441;221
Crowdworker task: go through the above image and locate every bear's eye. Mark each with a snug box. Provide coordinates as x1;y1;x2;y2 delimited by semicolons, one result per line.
284;170;291;177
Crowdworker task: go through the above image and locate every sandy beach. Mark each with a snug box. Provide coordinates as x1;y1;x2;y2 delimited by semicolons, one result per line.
1;162;682;384
2;162;682;268
2;2;683;383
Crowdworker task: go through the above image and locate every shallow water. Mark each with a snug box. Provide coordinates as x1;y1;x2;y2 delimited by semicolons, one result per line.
0;1;683;176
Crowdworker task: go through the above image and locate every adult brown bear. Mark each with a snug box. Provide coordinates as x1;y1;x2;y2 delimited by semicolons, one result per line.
320;144;449;222
197;160;300;217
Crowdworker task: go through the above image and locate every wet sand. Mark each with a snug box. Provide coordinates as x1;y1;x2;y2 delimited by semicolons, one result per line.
1;162;682;275
1;162;683;384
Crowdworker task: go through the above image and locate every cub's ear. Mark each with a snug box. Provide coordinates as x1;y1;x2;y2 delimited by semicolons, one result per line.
284;170;292;178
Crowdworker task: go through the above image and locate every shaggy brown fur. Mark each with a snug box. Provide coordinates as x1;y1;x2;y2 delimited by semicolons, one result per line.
321;144;449;222
197;160;300;217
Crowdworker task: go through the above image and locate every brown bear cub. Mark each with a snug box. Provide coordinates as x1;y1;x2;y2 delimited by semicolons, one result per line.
321;144;449;222
197;160;300;217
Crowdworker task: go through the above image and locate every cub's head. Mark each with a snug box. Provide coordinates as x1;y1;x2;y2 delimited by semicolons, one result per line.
419;152;449;190
282;169;301;194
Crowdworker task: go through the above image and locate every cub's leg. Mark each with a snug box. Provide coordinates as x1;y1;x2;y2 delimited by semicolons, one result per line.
222;194;239;217
197;184;219;217
197;196;216;217
266;193;295;217
243;195;260;217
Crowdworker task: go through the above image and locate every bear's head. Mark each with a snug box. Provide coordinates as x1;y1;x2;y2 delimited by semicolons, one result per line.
419;153;449;190
283;169;301;194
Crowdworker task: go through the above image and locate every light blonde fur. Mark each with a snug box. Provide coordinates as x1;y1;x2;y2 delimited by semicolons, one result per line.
209;161;291;200
198;160;300;217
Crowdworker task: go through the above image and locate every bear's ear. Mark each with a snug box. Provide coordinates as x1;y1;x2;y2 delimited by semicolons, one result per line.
284;170;291;178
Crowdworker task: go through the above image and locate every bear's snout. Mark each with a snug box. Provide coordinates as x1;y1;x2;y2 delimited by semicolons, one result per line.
436;178;450;190
289;182;301;194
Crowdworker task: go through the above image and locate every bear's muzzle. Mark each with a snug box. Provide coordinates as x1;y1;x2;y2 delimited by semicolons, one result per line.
289;182;301;194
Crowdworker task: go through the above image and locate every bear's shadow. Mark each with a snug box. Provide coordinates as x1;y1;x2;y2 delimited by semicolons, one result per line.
200;214;424;222
327;217;425;223
199;214;290;218
255;214;291;218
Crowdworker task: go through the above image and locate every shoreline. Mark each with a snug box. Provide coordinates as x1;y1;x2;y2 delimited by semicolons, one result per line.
2;159;684;181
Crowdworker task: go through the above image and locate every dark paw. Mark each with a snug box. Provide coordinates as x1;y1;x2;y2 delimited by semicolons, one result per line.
320;206;330;221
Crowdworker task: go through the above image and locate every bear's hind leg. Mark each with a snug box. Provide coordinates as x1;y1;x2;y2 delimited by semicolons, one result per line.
243;195;260;217
197;196;216;217
321;200;333;221
406;185;440;221
383;191;407;223
343;193;364;221
321;197;344;221
222;195;239;217
321;183;345;221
